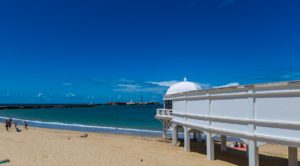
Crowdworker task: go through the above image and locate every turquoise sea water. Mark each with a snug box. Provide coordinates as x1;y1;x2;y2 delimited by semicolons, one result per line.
0;105;164;136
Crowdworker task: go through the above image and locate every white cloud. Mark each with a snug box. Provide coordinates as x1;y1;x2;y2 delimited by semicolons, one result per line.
63;82;72;86
147;80;179;87
36;92;44;98
117;84;141;89
114;87;165;94
66;92;76;97
194;82;210;89
213;82;240;88
87;96;94;99
119;78;136;83
148;80;211;90
114;83;165;94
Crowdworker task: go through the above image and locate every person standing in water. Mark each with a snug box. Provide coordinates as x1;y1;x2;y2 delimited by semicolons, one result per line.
8;118;12;128
24;121;28;129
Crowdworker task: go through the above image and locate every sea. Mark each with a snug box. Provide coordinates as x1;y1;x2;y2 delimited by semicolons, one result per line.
0;105;166;137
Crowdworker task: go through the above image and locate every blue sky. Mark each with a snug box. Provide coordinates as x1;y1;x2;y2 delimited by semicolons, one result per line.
0;0;299;103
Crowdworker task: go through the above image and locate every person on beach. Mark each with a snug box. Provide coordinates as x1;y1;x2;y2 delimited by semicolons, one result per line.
14;122;17;128
234;142;239;148
81;133;88;138
24;121;28;129
8;118;12;128
16;127;21;132
240;143;245;148
5;120;9;131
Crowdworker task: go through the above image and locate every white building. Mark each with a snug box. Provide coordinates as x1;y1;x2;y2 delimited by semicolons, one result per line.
155;79;300;166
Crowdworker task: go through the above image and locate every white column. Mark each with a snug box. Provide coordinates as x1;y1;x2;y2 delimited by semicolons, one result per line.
184;127;190;152
288;147;298;166
206;132;215;160
162;120;167;139
248;89;259;166
206;91;214;160
246;144;249;157
172;124;178;146
248;140;259;166
220;135;227;152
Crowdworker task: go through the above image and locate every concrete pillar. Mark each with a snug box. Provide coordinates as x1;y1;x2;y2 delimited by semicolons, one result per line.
184;127;190;152
172;125;178;146
288;147;298;166
246;144;249;157
162;120;167;139
220;135;227;152
206;132;215;160
248;140;259;166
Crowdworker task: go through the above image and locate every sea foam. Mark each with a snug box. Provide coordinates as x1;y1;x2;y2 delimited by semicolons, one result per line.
0;116;165;136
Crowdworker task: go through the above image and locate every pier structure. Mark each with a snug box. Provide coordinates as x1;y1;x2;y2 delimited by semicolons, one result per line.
156;79;300;166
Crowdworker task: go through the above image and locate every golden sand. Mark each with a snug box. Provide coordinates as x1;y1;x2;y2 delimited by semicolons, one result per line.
0;126;299;166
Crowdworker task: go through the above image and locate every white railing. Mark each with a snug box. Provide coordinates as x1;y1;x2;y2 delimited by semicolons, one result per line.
168;81;300;147
156;108;173;118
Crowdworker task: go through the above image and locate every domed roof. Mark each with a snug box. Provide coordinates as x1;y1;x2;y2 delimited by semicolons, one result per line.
166;77;202;95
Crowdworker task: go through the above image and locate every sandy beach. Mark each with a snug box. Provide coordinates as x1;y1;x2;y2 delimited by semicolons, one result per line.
0;125;299;166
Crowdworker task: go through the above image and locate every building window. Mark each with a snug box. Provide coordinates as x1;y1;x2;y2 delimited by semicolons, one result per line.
165;100;172;109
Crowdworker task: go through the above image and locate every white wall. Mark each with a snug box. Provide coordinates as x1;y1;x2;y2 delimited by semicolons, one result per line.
187;99;210;127
168;82;300;147
173;100;186;124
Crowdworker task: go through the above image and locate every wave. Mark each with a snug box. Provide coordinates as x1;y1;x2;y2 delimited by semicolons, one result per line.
0;116;163;135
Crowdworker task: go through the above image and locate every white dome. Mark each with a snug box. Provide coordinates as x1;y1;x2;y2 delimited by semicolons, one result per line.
166;78;201;95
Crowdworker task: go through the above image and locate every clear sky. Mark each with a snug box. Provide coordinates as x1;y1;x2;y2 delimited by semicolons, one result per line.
0;0;299;103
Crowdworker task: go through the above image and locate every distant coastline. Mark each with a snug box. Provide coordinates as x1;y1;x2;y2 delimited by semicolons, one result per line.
0;104;101;110
0;102;161;110
103;102;161;106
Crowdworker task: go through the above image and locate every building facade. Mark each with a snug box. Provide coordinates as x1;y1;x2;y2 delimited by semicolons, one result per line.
156;79;300;166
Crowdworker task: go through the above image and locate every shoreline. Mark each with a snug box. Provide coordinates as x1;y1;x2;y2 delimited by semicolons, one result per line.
0;103;161;110
0;123;299;166
0;116;163;137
